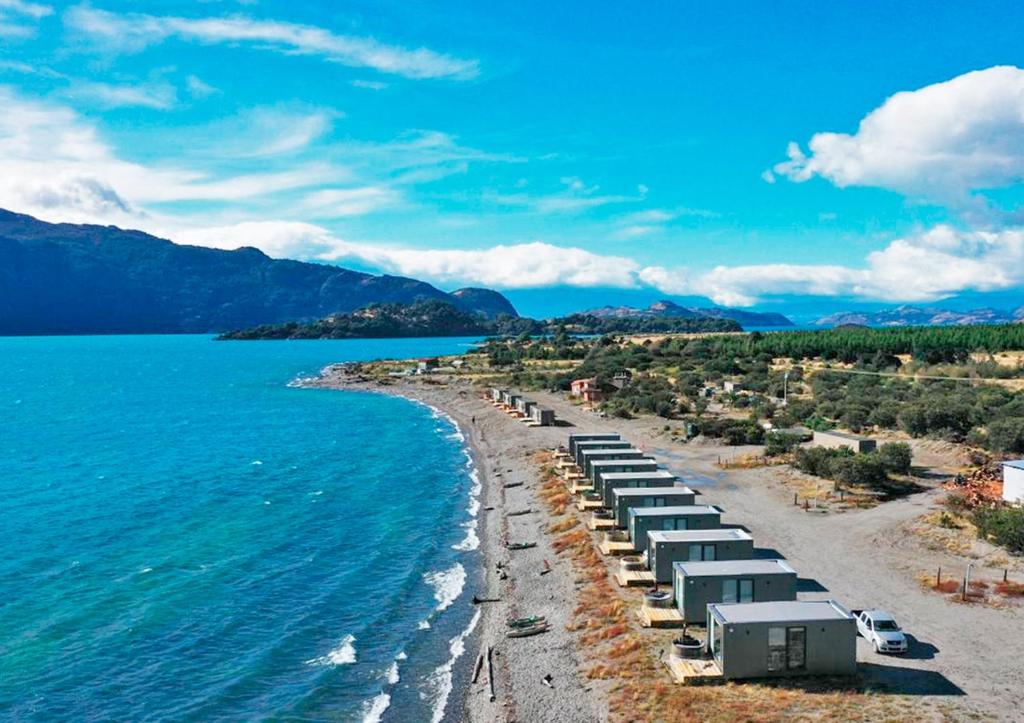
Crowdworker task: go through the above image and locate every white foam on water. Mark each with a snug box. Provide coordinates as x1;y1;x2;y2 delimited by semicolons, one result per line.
305;634;356;666
422;608;481;723
397;652;408;660
251;460;263;466
361;693;390;723
418;620;431;630
422;563;466;612
139;567;153;574
451;522;480;552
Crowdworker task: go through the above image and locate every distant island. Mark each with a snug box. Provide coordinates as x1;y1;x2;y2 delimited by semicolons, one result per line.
218;300;742;340
584;299;794;327
815;304;1024;328
0;209;517;335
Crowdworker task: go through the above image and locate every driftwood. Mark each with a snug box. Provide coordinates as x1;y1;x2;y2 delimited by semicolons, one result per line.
471;651;485;684
503;482;524;489
507;508;533;516
487;645;496;702
472;595;501;604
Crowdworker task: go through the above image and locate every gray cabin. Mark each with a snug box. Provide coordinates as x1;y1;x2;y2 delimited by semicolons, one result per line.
591;459;659;490
602;471;681;508
812;430;876;454
647;529;754;583
568;433;620;458
628;505;721;553
516;398;536;416
491;388;505;403
672;559;798;624
531;407;555;426
612;485;696;526
580;448;647;480
507;394;522;410
500;390;514;406
572;440;633;468
707;600;857;680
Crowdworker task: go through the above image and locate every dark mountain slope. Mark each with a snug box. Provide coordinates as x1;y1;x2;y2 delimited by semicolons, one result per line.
0;210;517;334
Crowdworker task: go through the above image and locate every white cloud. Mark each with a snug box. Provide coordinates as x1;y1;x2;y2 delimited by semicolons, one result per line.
484;178;646;214
0;0;52;19
176;220;339;258
773;66;1024;206
350;79;388;91
300;186;399;218
64;5;479;80
185;74;218;98
66;79;178;109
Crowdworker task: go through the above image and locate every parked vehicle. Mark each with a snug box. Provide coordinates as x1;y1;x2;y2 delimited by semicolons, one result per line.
853;609;908;654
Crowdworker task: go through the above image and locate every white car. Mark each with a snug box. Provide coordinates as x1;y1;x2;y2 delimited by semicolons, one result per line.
854;609;908;654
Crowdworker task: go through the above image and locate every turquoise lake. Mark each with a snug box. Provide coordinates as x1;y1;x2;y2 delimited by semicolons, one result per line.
0;335;485;722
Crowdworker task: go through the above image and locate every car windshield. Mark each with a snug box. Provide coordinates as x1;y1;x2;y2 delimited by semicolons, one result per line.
874;620;900;631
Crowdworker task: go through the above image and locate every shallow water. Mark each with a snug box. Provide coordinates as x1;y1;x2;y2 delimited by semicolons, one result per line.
0;335;483;721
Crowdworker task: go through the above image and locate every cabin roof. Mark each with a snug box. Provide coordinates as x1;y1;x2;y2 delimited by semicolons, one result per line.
629;505;718;517
648;528;752;543
709;599;853;624
613;485;692;497
674;559;796;577
1003;459;1024;470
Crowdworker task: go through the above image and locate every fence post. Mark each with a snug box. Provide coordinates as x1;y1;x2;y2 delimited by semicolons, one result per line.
936;567;941;587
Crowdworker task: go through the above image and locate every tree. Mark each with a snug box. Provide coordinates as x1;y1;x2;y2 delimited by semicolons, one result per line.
985;418;1024;454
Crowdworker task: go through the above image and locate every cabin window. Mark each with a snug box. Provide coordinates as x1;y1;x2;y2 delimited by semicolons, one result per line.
722;579;737;603
688;544;715;561
767;625;806;671
739;579;754;603
662;518;678;531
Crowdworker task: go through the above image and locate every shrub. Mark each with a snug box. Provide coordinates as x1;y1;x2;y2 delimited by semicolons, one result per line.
972;506;1024;553
765;432;803;457
877;442;913;475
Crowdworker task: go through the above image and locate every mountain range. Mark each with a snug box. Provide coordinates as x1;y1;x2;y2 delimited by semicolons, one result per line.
814;305;1024;328
0;210;516;335
584;299;794;327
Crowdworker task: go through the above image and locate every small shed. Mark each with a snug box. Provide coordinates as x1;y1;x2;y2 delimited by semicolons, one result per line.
572;440;633;467
672;559;797;624
812;430;876;454
606;473;688;512
723;380;741;393
707;600;857;680
491;388;504;403
590;458;659;489
531;406;555;426
1002;460;1024;504
580;448;647;480
500;390;514;407
568;433;620;458
647;529;754;583
507;393;522;410
516;398;536;416
628;505;721;553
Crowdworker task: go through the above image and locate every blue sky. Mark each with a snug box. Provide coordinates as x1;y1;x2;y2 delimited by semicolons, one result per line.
3;1;1024;318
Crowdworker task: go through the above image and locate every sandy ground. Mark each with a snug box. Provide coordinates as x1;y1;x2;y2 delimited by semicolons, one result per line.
315;371;1022;722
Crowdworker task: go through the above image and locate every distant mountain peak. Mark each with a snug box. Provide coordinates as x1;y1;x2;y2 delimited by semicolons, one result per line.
0;209;517;334
815;305;1023;328
582;300;792;327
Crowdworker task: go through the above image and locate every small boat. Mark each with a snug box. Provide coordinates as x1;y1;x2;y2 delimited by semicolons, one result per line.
506;542;536;550
506;622;549;638
507;615;546;628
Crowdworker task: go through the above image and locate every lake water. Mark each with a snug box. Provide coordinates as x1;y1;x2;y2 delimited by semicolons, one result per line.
0;335;485;722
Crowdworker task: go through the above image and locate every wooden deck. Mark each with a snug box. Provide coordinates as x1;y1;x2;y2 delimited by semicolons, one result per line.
568;481;592;494
587;516;616;531
577;498;603;511
665;655;723;685
599;539;634;555
614;569;655;587
637;604;685;628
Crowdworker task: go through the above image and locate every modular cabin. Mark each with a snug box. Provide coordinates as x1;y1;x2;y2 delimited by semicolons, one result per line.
591;459;659;491
707;600;857;680
672;559;798;624
568;433;621;459
500;390;514;407
812;430;876;454
531;406;556;426
491;388;505;403
516;398;536;417
647;529;754;583
1002;460;1024;504
580;448;647;480
507;394;522;411
612;485;696;526
572;440;634;467
628;505;721;553
602;471;682;508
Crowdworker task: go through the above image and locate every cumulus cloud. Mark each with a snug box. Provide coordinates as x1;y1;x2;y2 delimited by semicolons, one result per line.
771;66;1024;207
0;0;51;19
64;5;479;80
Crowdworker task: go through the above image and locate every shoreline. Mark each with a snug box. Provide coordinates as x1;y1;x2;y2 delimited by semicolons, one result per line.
307;369;607;723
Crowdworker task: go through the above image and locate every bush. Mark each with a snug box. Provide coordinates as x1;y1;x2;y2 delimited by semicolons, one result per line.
765;432;803;457
985;418;1024;454
877;442;913;475
972;506;1024;553
828;453;889;489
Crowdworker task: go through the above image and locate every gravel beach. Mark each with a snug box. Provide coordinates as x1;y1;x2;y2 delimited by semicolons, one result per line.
311;369;1023;723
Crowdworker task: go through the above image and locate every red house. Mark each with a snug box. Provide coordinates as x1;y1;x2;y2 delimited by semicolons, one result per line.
570;378;606;404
